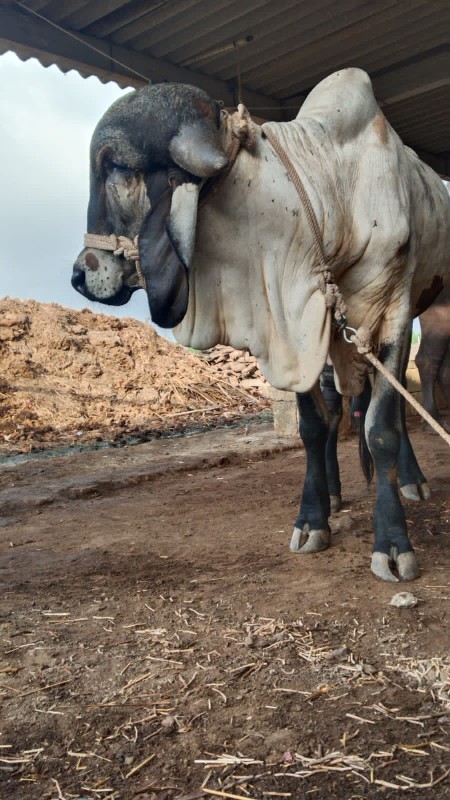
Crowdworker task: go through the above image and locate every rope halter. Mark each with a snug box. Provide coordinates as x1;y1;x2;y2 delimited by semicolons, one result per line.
83;233;146;289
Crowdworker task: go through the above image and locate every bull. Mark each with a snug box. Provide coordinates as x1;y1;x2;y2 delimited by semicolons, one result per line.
72;68;450;582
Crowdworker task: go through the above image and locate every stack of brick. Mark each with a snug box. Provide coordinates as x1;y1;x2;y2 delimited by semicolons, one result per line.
200;345;270;397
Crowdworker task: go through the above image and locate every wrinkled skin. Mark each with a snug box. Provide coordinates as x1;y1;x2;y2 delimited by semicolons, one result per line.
71;68;450;582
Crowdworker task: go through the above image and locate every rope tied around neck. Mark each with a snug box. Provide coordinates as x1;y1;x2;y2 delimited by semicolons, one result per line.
262;126;347;330
199;105;256;206
230;103;257;150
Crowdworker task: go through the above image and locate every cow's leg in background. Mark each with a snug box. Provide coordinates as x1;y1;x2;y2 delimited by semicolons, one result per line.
366;330;418;582
290;384;331;553
398;332;430;500
437;348;450;429
319;367;373;513
416;327;449;427
319;366;343;512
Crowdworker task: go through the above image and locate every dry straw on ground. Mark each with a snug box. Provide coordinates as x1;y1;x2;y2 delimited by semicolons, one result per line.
2;605;449;798
0;298;270;452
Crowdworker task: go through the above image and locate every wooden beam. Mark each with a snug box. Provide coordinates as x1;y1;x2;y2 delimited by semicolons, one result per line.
0;5;283;118
62;0;134;31
412;149;450;177
373;50;449;106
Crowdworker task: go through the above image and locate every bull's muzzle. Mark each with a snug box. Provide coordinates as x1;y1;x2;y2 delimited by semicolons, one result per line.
71;248;138;306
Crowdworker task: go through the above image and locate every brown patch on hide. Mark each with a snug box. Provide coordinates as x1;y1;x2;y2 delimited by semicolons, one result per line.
416;275;444;315
373;110;388;144
85;252;99;271
388;466;398;484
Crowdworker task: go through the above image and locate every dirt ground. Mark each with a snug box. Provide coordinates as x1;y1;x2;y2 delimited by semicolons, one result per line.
0;418;449;800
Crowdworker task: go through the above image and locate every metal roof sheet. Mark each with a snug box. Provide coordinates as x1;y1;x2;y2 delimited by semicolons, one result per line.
1;0;448;173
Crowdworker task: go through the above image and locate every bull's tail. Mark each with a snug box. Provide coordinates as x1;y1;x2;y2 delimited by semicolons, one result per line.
350;377;374;485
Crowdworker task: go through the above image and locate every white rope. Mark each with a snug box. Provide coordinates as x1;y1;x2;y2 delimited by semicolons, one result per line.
350;330;450;445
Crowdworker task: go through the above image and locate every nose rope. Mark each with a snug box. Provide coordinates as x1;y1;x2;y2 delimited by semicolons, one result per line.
83;233;147;289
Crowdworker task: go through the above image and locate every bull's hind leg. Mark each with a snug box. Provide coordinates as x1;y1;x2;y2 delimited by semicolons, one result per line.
398;393;430;501
397;327;430;501
320;366;343;512
366;337;419;582
290;384;331;554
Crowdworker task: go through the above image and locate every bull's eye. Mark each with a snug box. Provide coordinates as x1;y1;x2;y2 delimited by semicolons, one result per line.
109;161;139;177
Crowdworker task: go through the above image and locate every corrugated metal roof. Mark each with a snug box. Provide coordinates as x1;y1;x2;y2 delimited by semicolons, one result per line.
1;0;448;173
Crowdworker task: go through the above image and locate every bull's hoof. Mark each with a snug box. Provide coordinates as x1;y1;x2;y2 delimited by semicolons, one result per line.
290;525;331;554
371;549;419;582
330;494;342;513
397;551;419;581
400;481;431;501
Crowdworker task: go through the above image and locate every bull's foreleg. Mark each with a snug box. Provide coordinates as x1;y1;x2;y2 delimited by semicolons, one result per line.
290;384;331;553
366;339;419;582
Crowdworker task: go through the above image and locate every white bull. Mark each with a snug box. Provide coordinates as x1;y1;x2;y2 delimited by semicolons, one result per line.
72;68;450;582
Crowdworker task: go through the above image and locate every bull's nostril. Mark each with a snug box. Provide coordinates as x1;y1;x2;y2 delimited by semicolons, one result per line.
71;267;86;293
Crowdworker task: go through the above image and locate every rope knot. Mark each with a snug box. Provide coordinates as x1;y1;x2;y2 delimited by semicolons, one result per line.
83;232;146;289
230;104;256;150
349;326;372;355
113;235;139;263
317;270;347;323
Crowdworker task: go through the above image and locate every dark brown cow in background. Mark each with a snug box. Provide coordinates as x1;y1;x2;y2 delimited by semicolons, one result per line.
416;284;450;429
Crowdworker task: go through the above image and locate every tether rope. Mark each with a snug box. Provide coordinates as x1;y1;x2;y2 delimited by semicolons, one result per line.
349;330;450;444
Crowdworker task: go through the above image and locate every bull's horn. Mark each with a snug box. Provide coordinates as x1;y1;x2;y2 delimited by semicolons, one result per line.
169;120;228;178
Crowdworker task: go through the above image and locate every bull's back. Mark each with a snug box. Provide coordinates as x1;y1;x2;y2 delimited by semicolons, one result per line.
406;151;450;315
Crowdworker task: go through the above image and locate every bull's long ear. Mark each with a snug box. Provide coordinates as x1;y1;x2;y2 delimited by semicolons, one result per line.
139;188;190;328
87;145;112;233
169;119;228;177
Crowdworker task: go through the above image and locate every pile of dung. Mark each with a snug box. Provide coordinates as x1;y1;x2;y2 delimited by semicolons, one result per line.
0;298;270;454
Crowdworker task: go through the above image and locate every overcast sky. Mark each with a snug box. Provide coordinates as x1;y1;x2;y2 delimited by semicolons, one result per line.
0;50;154;323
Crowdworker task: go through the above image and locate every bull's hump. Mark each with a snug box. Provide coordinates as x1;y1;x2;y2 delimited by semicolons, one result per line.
298;68;378;142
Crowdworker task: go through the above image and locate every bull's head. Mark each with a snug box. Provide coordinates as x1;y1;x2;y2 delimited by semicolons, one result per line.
72;83;228;325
